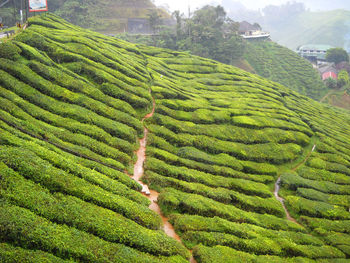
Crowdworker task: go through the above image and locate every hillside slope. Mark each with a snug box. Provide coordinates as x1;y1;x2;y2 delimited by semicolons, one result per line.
261;9;350;51
0;14;350;262
243;41;328;100
47;0;169;34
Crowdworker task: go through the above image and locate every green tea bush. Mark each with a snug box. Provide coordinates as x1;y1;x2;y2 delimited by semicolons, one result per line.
0;243;71;263
0;60;138;142
158;188;303;232
281;173;350;195
192;245;344;263
146;146;274;183
28;60;139;118
144;171;284;216
14;41;53;65
170;214;321;245
0;86;135;154
0;69;136;142
296;166;350;185
297;188;350;208
0;123;140;190
0;203;187;263
285;196;350;220
0;42;22;60
0;163;187;257
0;106;127;170
0;128;145;202
300;216;350;233
0;147;161;229
145;157;273;197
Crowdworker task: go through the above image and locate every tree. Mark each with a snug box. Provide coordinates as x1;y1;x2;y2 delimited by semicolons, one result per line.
337;69;350;88
326;48;349;65
325;77;337;89
148;10;162;34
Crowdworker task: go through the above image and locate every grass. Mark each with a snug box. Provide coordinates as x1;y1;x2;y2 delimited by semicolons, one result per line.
1;13;350;262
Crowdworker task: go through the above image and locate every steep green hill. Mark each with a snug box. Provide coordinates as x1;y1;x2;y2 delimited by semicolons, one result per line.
1;13;350;262
49;0;169;34
261;9;350;51
243;41;328;100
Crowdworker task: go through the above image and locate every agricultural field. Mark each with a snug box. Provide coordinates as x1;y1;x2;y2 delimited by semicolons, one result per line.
244;41;328;101
0;13;350;262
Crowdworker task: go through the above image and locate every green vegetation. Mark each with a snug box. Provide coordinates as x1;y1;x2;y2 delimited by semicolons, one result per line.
119;5;245;65
244;41;328;100
1;13;350;262
1;0;169;34
119;5;329;101
326;48;350;65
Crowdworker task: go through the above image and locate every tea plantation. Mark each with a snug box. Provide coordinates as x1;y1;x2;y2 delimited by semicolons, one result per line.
0;13;349;262
244;41;328;101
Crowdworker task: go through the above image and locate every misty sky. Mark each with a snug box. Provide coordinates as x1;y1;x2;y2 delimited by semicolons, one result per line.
154;0;350;13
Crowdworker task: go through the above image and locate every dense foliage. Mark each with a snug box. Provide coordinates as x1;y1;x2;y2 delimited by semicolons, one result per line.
120;5;327;101
119;5;245;65
0;13;350;262
244;41;328;100
1;0;168;34
326;48;350;65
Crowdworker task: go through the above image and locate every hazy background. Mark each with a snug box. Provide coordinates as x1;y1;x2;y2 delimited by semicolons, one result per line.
154;0;350;13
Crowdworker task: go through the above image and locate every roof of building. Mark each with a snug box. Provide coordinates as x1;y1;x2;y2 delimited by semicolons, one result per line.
239;21;259;33
318;63;337;74
298;44;334;51
322;71;337;80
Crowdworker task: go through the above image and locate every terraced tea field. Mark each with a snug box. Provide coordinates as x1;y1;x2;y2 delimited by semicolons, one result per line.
244;41;328;101
0;14;350;262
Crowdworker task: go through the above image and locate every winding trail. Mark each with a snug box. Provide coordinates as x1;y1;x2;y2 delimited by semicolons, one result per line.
129;98;196;263
274;144;316;223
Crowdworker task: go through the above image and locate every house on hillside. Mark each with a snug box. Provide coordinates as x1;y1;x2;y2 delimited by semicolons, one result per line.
297;44;334;63
318;63;338;81
239;21;270;41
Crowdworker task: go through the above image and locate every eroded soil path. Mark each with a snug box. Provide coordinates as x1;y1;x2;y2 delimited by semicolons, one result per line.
274;144;316;223
130;98;196;262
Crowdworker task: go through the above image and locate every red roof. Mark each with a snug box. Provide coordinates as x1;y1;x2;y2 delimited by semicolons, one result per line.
322;71;337;81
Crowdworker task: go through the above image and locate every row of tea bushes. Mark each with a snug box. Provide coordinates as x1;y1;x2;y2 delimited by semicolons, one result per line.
0;14;191;261
0;120;140;190
0;126;143;197
158;188;302;232
0;203;188;263
1;162;187;257
138;43;341;261
0;243;72;263
146;146;274;183
193;245;346;263
145;157;273;198
0;146;160;229
144;171;284;216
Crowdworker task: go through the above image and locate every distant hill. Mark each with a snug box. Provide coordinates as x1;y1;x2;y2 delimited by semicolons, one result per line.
261;9;350;51
238;41;328;100
47;0;170;34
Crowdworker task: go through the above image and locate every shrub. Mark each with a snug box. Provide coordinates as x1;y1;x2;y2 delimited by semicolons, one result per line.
0;42;21;60
1;163;188;257
0;203;187;263
0;243;69;263
285;196;350;220
144;171;284;217
145;157;273;198
158;188;303;232
0;146;161;229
